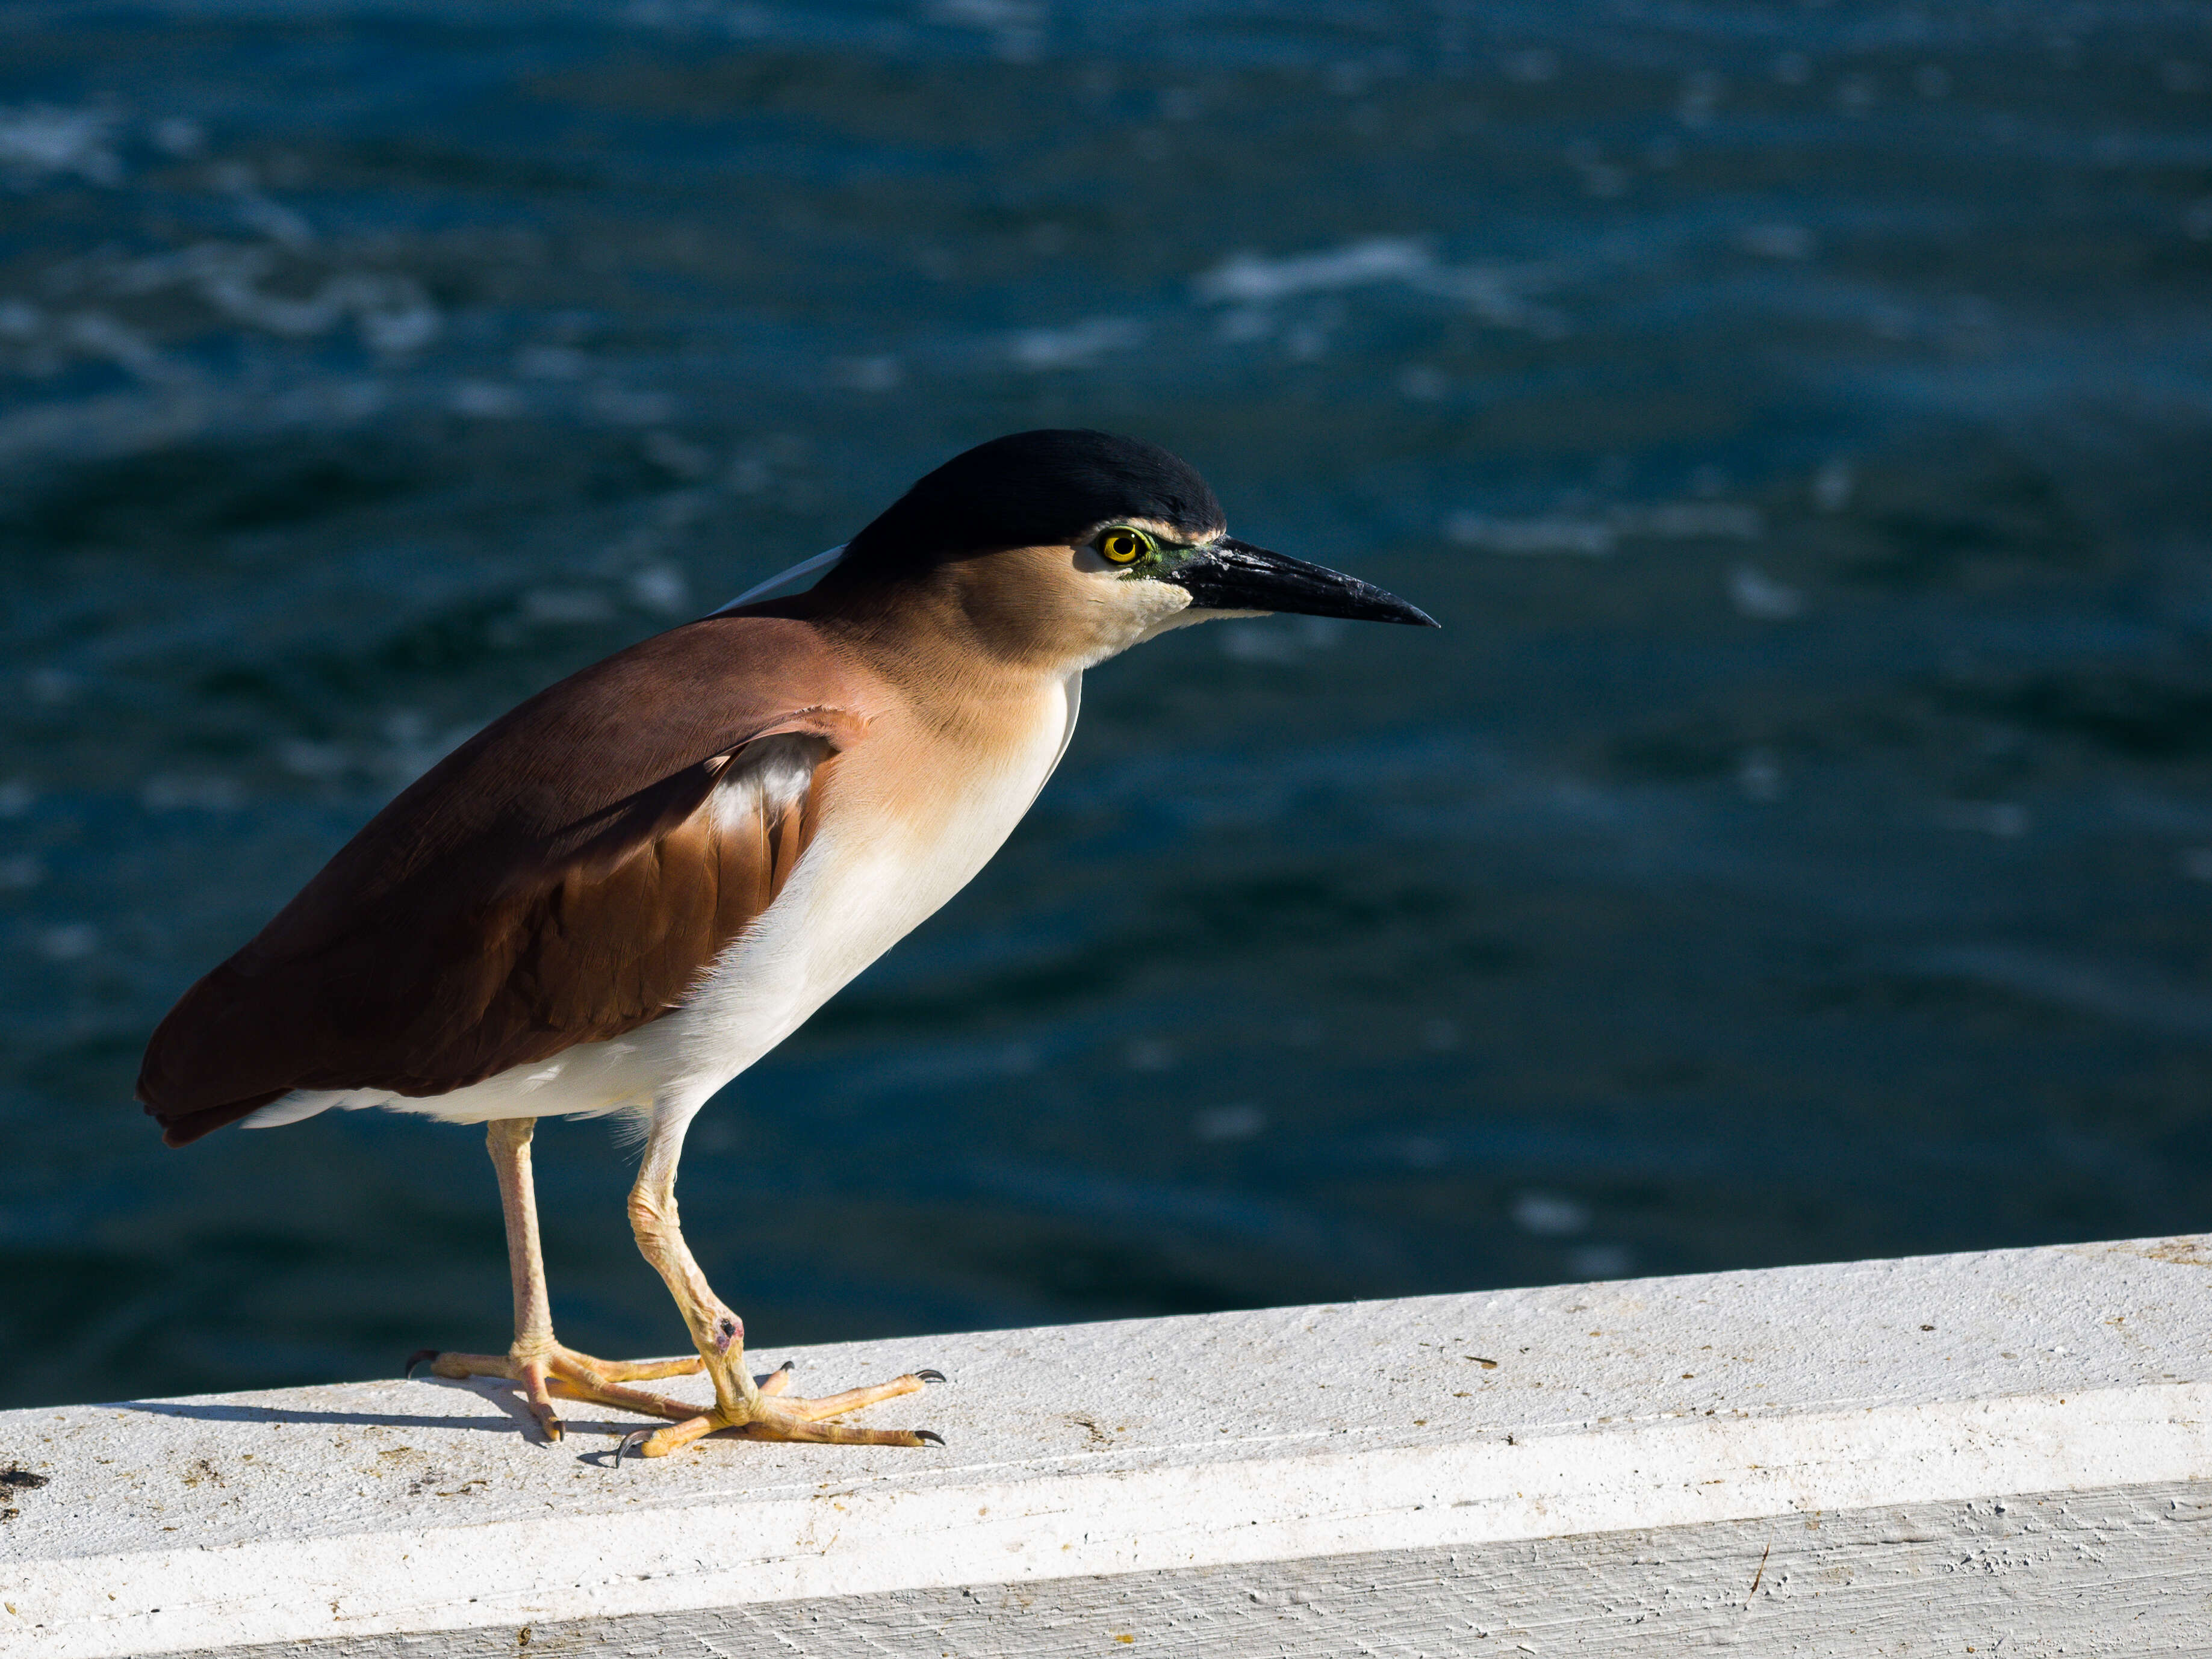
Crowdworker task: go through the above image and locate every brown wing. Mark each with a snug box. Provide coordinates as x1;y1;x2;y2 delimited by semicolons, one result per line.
139;615;875;1146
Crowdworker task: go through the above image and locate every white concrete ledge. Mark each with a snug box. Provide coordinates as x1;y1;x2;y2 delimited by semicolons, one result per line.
5;1236;2212;1657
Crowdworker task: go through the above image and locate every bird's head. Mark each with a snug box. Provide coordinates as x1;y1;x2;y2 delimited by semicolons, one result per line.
779;430;1437;671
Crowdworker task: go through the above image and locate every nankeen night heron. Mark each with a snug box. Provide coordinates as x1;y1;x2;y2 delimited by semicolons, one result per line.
140;429;1437;1456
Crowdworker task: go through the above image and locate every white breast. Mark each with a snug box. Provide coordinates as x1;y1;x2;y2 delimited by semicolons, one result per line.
246;672;1083;1131
659;668;1081;1106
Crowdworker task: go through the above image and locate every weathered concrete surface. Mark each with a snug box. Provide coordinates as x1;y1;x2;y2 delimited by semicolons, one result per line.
4;1236;2210;1657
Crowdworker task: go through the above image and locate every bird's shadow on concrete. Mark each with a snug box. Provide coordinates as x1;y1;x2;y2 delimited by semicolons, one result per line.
115;1377;653;1443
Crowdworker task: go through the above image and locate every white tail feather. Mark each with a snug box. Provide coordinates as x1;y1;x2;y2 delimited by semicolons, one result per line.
240;1087;390;1129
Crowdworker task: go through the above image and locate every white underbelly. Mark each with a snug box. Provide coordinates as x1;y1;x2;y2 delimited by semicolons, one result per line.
245;672;1080;1130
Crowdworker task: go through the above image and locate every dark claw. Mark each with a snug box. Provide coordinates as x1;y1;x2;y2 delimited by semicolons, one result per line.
616;1428;655;1465
403;1348;439;1378
915;1368;946;1384
778;1359;795;1372
915;1429;946;1446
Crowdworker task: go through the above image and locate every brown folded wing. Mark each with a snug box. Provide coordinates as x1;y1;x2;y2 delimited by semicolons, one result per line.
138;614;874;1146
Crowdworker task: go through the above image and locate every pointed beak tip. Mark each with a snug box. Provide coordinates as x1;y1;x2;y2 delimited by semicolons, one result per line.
1353;591;1441;629
1177;539;1441;630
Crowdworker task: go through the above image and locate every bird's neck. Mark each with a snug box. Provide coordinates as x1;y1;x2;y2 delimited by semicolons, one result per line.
797;549;1152;688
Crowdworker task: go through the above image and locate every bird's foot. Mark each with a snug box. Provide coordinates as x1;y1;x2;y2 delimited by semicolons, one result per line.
408;1344;704;1443
619;1365;948;1459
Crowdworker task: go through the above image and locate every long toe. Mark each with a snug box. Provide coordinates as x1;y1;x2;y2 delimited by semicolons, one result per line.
771;1374;934;1423
517;1360;567;1444
616;1369;948;1457
582;1354;704;1383
414;1344;710;1443
426;1350;517;1381
543;1372;706;1423
626;1414;724;1459
733;1412;944;1447
543;1348;702;1395
523;1392;565;1443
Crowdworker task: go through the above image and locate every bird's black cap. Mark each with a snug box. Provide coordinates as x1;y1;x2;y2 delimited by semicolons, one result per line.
837;430;1226;575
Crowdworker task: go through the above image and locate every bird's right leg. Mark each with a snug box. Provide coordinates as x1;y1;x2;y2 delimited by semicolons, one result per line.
620;1104;941;1455
413;1117;702;1442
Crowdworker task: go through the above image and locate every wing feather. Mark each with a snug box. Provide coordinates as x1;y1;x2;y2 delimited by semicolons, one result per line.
139;616;871;1146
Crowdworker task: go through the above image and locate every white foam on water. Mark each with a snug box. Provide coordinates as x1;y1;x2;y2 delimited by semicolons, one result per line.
0;105;122;187
1008;316;1145;370
1195;238;1562;332
1729;565;1806;620
1196;238;1437;303
1446;513;1615;556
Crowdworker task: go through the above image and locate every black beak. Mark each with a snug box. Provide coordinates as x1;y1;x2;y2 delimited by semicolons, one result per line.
1162;538;1440;627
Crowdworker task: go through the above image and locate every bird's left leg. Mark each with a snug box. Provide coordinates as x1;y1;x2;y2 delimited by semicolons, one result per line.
620;1102;943;1457
415;1117;703;1441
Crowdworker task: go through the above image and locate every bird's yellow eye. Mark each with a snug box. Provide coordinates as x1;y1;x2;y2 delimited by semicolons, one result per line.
1099;527;1153;565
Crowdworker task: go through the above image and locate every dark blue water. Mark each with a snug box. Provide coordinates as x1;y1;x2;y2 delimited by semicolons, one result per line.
4;1;2211;1409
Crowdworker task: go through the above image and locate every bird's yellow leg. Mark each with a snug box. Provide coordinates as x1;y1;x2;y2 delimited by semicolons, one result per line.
620;1111;944;1457
411;1118;702;1443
